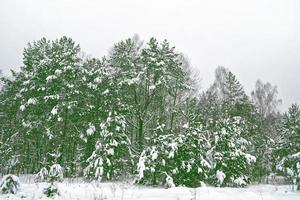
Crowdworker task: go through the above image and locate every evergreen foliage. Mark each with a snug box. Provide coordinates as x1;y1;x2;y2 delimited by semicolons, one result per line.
275;104;300;189
210;116;256;186
0;36;297;189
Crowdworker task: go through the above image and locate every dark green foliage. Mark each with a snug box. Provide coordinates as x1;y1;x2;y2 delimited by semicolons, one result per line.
136;107;209;187
210;117;256;186
136;131;211;187
275;104;300;189
84;112;133;181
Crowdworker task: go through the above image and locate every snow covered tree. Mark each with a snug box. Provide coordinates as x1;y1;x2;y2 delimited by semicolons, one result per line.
35;151;63;182
209;66;247;115
34;167;48;182
210;116;256;187
77;57;113;167
44;184;59;197
109;37;188;152
82;55;134;181
250;80;283;181
84;111;132;181
1;35;294;188
42;164;63;197
16;37;84;175
0;71;25;173
173;115;212;187
137;132;178;186
275;104;300;189
208;67;262;182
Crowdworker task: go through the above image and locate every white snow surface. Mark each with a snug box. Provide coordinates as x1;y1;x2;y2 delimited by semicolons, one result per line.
86;124;96;136
0;176;299;200
46;75;57;82
216;170;226;185
51;106;58;115
27;98;37;105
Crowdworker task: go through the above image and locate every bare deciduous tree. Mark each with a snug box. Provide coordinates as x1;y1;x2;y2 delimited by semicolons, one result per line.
251;80;282;117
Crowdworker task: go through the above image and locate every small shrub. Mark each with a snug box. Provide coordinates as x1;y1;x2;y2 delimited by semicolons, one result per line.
43;183;59;197
0;174;20;194
35;164;63;197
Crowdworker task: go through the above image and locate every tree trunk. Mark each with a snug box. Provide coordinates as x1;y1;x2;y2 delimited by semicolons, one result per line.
138;117;144;151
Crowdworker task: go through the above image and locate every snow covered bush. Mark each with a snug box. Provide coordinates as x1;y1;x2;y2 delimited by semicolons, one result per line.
48;164;63;182
210;117;256;187
137;123;211;187
35;164;63;183
276;154;300;190
34;167;48;182
36;164;63;197
0;174;20;194
84;111;133;181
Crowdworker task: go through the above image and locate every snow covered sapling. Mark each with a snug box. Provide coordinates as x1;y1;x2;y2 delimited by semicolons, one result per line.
44;184;59;198
43;164;63;197
0;174;20;194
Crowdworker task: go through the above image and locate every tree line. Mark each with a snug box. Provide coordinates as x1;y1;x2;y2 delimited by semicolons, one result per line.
0;36;299;188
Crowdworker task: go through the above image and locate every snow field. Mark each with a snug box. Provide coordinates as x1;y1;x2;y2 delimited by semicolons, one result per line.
0;180;299;200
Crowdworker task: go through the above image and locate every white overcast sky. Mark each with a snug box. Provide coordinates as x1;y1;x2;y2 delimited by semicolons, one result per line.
0;0;299;111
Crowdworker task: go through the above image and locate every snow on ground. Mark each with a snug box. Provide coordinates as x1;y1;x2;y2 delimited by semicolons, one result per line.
0;176;299;200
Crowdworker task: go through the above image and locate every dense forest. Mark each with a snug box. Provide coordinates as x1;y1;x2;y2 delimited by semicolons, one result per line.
0;36;299;189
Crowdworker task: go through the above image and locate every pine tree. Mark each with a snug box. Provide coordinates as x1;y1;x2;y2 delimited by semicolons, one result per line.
84;111;132;181
0;71;25;173
109;37;188;152
209;66;246;115
0;36;293;189
78;57;112;167
83;58;133;180
208;67;260;183
275;104;300;189
16;37;83;175
210;116;256;186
